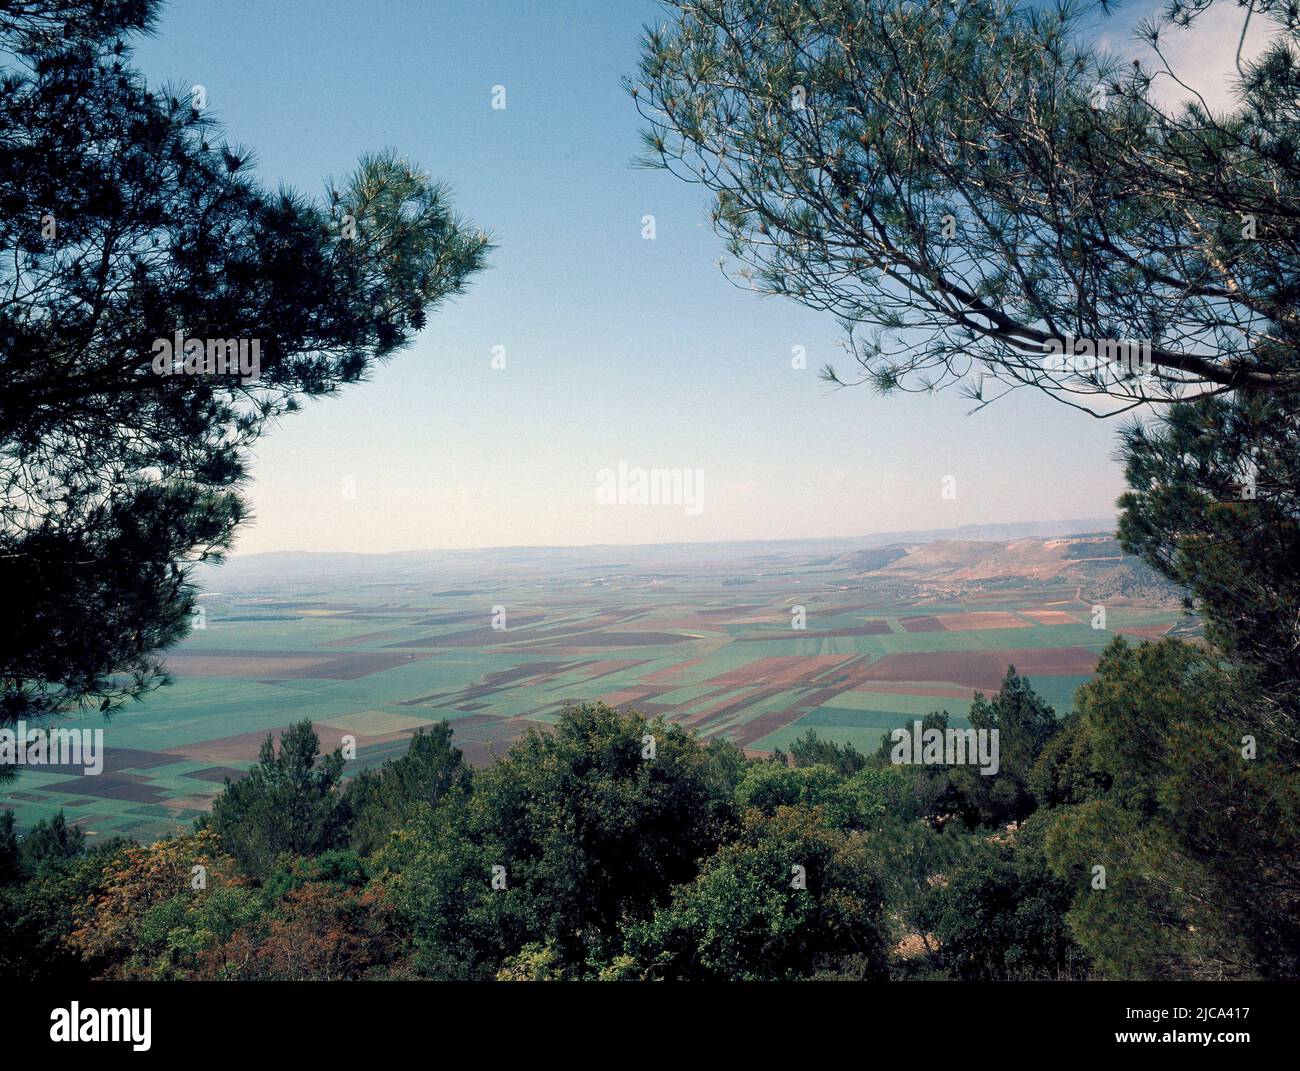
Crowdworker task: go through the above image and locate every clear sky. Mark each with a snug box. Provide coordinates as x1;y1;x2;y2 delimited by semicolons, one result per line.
127;0;1248;554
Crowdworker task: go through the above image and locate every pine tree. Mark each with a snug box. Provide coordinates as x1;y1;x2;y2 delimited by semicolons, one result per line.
0;0;490;725
633;0;1299;411
207;721;346;879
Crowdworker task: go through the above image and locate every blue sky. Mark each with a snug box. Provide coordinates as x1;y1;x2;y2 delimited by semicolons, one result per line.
130;0;1177;553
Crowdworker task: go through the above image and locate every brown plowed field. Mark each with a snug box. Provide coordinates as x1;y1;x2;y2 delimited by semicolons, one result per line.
859;647;1100;691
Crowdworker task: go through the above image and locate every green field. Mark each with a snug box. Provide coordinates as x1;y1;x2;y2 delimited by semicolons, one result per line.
1;535;1188;841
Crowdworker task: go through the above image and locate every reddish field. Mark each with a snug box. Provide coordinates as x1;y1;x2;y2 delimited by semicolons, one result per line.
163;723;415;766
166;649;438;680
739;621;893;641
1022;609;1081;625
734;705;813;745
293;651;439;679
1116;624;1174;639
526;631;690;648
446;714;536;766
165;652;327;678
705;655;856;688
640;656;712;683
860;647;1100;691
598;687;675;707
935;611;1031;631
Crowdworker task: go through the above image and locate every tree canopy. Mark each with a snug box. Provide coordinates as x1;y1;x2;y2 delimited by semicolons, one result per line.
0;0;490;726
632;0;1299;414
207;721;347;879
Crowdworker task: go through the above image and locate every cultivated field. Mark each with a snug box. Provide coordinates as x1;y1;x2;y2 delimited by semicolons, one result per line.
2;528;1189;841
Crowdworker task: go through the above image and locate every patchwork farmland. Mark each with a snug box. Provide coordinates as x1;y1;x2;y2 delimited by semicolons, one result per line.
1;529;1189;842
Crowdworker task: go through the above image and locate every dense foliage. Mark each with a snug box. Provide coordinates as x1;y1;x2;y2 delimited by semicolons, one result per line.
0;0;489;727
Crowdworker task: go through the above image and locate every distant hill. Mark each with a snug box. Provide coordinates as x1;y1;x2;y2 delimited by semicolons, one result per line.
860;533;1184;608
199;518;1119;592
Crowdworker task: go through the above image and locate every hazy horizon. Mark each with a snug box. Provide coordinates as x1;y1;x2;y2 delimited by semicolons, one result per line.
211;513;1119;560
